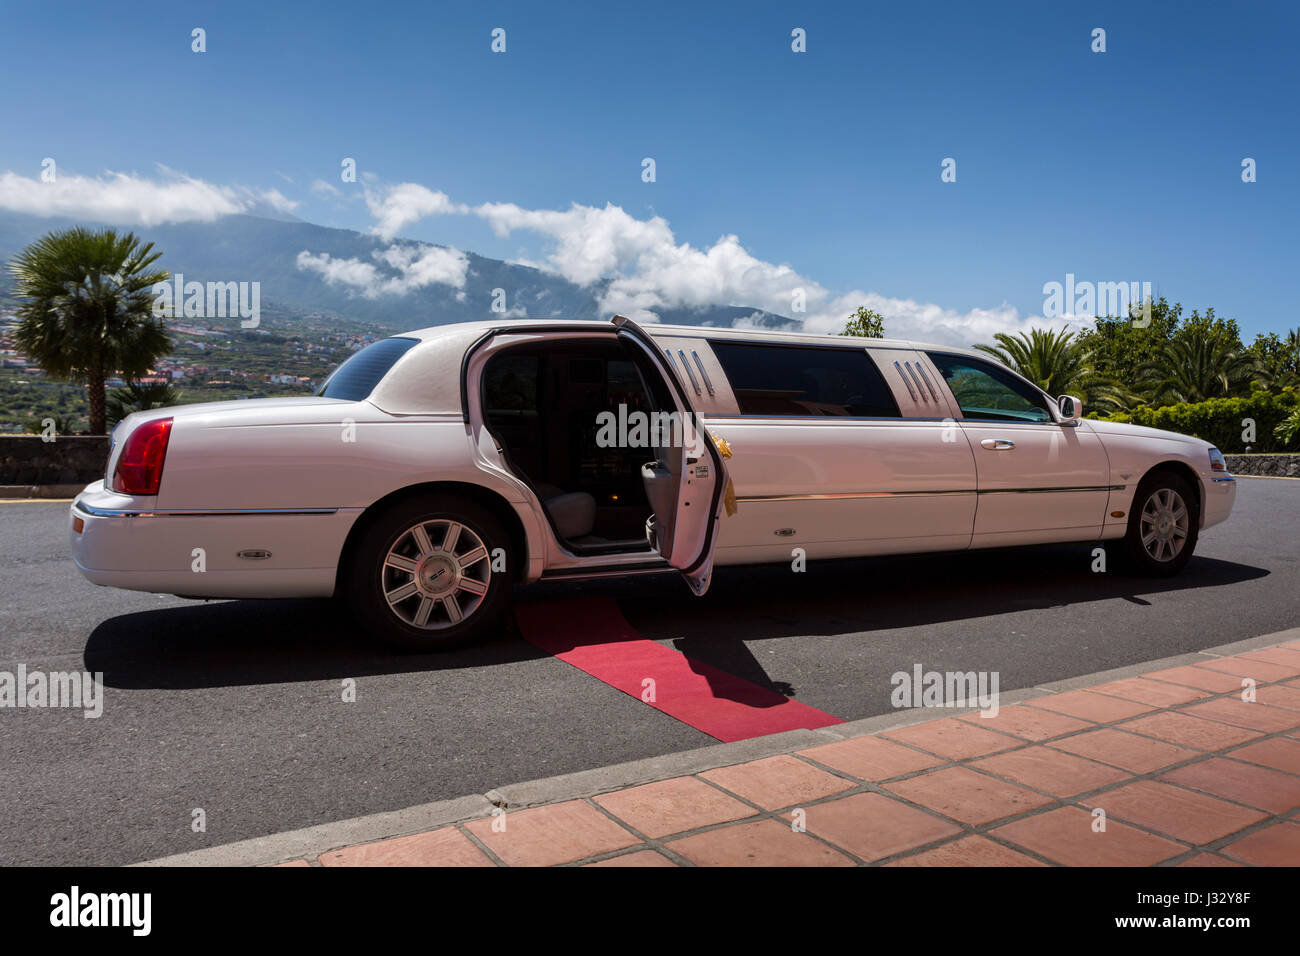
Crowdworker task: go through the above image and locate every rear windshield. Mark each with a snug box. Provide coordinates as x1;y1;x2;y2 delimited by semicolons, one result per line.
315;336;419;401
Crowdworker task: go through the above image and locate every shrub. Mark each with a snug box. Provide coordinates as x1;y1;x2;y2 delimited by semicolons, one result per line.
1087;389;1299;452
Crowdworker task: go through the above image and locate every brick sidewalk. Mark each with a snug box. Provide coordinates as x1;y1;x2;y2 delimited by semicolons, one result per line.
276;639;1300;867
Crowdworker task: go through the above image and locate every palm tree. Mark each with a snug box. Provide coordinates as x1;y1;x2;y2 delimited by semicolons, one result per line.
106;380;183;429
1138;325;1258;404
8;227;171;434
1277;407;1300;449
1273;328;1300;389
973;327;1135;413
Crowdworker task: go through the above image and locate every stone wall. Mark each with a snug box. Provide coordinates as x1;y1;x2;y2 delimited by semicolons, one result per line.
0;436;110;485
1224;454;1300;478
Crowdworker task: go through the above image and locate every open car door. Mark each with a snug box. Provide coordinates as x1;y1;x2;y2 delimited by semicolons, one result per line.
613;315;730;596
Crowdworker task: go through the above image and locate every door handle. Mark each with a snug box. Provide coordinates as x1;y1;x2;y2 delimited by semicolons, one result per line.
981;439;1015;450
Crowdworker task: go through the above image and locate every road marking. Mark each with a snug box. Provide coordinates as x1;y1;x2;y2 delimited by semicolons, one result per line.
515;596;844;743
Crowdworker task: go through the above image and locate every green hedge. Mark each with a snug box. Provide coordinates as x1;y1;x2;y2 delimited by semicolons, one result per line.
1087;390;1299;453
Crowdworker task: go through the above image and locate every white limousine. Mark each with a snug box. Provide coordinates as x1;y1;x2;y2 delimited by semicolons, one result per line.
70;316;1237;650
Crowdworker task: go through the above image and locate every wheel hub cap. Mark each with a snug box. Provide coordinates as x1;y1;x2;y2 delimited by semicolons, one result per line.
417;555;458;596
382;519;492;630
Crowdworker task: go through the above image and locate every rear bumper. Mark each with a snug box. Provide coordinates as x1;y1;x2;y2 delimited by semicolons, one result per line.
69;481;360;598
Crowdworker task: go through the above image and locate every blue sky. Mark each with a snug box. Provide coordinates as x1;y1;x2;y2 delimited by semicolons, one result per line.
1;0;1296;342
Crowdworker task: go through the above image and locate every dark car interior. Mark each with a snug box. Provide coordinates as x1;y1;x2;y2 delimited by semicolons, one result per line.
481;338;675;554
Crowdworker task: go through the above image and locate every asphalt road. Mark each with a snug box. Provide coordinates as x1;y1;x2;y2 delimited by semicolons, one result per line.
0;477;1296;865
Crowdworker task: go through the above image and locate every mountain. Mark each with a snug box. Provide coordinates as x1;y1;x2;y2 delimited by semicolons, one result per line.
0;211;797;333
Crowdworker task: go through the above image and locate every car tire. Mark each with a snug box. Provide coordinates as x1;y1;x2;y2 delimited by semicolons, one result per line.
345;494;511;652
1117;470;1199;577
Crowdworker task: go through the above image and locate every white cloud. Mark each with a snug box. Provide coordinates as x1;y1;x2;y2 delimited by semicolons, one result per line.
464;197;1048;345
364;183;465;241
475;201;672;286
296;243;469;297
0;168;298;225
310;178;341;198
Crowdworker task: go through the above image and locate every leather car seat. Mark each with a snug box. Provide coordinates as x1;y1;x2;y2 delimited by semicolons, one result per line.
535;483;596;540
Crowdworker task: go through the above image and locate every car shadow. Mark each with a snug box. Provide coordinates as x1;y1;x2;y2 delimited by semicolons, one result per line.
84;544;1267;694
613;544;1271;703
83;597;545;690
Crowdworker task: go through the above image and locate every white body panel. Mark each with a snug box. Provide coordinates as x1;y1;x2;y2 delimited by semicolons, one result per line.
69;318;1237;600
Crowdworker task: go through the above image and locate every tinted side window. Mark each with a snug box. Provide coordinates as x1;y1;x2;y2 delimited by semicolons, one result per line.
709;341;900;417
926;353;1052;423
315;337;419;401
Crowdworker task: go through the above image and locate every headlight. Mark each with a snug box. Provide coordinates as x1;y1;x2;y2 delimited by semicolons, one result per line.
1208;447;1227;473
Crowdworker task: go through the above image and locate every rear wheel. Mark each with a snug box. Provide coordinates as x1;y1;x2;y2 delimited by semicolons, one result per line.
346;495;511;651
1118;471;1199;576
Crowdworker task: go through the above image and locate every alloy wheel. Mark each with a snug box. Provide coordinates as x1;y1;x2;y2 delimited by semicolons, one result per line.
381;519;491;629
1140;487;1189;563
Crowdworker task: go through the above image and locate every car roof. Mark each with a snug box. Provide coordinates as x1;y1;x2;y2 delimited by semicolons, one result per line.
396;316;988;361
368;317;995;416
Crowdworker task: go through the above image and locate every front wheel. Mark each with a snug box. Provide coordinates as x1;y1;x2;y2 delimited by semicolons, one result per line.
1118;472;1199;576
346;495;512;652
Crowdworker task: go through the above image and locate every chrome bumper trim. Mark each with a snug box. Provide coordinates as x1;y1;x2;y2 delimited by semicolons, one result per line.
737;484;1124;503
74;502;339;518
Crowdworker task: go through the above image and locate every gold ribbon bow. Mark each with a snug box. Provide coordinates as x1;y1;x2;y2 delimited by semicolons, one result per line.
712;436;737;516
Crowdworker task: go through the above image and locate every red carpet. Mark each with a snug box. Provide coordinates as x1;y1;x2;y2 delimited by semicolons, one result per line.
515;596;844;743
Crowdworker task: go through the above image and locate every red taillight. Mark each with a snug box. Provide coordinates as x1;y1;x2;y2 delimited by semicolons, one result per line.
111;417;173;496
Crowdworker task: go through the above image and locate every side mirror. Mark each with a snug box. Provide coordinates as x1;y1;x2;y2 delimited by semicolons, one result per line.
1057;394;1082;424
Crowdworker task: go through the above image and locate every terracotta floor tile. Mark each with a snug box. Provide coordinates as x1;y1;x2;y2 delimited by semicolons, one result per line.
593;776;756;839
1119;711;1264;751
1227;736;1300;774
1049;728;1197;773
1181;698;1300;734
798;734;944;781
1197;656;1298;684
1220;821;1300;866
971;746;1131;797
1142;666;1247;693
1161;757;1300;814
1237;647;1300;675
700;754;854;810
1090;677;1211;707
1086;780;1266;844
666;818;854;867
464;800;638;867
958;705;1093;742
1256;683;1300;712
1022;690;1156;723
884;835;1046;867
583;849;678;867
881;716;1020;760
884;766;1053;825
319;827;496;867
991;806;1184;866
1175;853;1243;867
795;792;961;862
